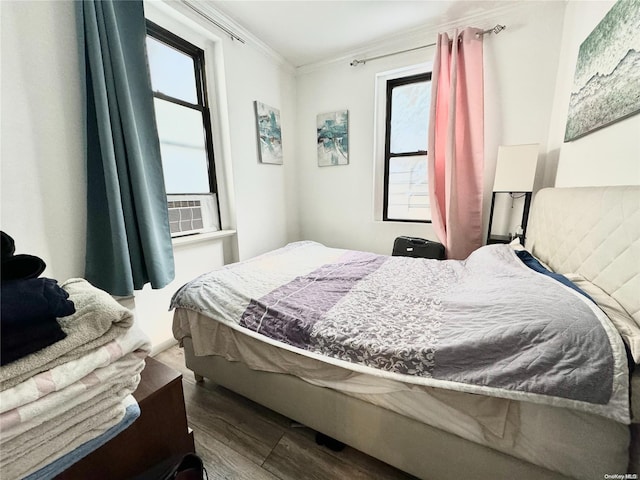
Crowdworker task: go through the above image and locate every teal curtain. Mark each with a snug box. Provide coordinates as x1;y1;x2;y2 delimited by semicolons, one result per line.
79;0;174;296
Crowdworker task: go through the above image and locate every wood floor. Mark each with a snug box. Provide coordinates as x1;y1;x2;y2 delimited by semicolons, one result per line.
155;344;418;480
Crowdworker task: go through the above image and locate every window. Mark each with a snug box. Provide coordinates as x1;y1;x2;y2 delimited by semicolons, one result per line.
383;72;432;222
145;21;220;236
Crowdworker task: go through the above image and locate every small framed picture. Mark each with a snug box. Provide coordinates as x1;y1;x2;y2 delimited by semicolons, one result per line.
254;101;283;164
317;110;348;166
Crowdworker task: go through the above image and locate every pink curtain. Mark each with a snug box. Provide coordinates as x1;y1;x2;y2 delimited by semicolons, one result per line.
428;28;484;260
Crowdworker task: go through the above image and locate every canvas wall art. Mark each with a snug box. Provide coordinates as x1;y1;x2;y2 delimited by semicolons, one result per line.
564;0;640;142
254;101;283;164
317;110;349;166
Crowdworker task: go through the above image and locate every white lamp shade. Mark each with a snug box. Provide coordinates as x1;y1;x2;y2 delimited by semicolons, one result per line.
493;144;539;192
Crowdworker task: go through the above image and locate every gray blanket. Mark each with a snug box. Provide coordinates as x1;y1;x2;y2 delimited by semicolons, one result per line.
171;241;629;423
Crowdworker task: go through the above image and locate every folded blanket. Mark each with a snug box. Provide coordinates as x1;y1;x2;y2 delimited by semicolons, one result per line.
0;278;134;391
0;351;145;441
0;326;150;413
2;386;139;480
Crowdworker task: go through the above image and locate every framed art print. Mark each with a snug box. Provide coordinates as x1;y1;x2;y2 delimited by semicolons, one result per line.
317;110;349;166
564;0;640;141
254;101;283;164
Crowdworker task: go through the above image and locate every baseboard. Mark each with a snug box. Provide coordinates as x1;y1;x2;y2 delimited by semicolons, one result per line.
150;337;178;356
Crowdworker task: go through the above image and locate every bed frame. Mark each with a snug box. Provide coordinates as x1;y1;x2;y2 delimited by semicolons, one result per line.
183;337;572;479
181;186;640;480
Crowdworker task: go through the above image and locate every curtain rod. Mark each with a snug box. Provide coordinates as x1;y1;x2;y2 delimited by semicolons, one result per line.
181;1;246;44
350;24;506;67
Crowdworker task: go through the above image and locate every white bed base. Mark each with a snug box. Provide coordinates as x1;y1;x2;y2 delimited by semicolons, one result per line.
183;338;570;480
180;186;640;480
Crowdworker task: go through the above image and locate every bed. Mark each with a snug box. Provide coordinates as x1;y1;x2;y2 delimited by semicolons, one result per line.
170;186;640;480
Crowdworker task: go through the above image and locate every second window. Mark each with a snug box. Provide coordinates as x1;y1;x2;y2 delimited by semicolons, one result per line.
383;72;432;223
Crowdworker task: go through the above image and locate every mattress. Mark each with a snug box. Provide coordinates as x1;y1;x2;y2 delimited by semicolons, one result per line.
174;308;629;480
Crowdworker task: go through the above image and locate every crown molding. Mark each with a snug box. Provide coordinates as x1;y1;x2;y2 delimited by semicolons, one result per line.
161;0;296;75
296;2;526;76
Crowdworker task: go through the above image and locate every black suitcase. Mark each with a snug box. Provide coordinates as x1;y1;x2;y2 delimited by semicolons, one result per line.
392;236;445;260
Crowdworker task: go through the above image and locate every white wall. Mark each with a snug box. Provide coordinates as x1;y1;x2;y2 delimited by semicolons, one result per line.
0;0;299;350
483;2;566;238
546;0;640;187
220;35;300;261
294;2;566;254
1;1;86;282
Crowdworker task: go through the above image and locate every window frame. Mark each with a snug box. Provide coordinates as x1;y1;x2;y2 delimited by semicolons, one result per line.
145;20;218;197
382;71;432;224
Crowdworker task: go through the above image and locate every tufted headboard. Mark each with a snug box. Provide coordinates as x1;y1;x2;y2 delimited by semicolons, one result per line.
526;186;640;327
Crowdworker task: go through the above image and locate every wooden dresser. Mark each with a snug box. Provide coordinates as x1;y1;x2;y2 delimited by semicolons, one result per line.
55;356;195;479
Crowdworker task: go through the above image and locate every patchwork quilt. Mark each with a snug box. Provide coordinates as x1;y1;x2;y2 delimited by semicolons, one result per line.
171;241;629;423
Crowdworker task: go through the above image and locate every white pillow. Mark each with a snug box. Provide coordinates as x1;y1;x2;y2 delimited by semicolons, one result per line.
567;273;640;364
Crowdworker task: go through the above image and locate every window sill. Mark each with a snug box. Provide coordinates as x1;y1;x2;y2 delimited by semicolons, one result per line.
172;229;236;247
373;219;432;225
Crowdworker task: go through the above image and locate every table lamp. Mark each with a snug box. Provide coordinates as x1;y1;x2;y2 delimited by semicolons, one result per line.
487;144;539;244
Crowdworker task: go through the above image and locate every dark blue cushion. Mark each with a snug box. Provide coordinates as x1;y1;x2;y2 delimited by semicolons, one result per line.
515;250;593;302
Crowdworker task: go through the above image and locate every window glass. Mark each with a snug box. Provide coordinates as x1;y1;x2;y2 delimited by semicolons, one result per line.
154;99;210;194
387;155;430;221
146;36;198;104
390;82;430;154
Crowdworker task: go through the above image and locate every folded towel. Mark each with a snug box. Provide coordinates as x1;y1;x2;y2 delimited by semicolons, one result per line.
3;375;140;462
0;278;134;390
2;386;139;480
23;396;141;480
0;351;145;441
0;326;150;414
